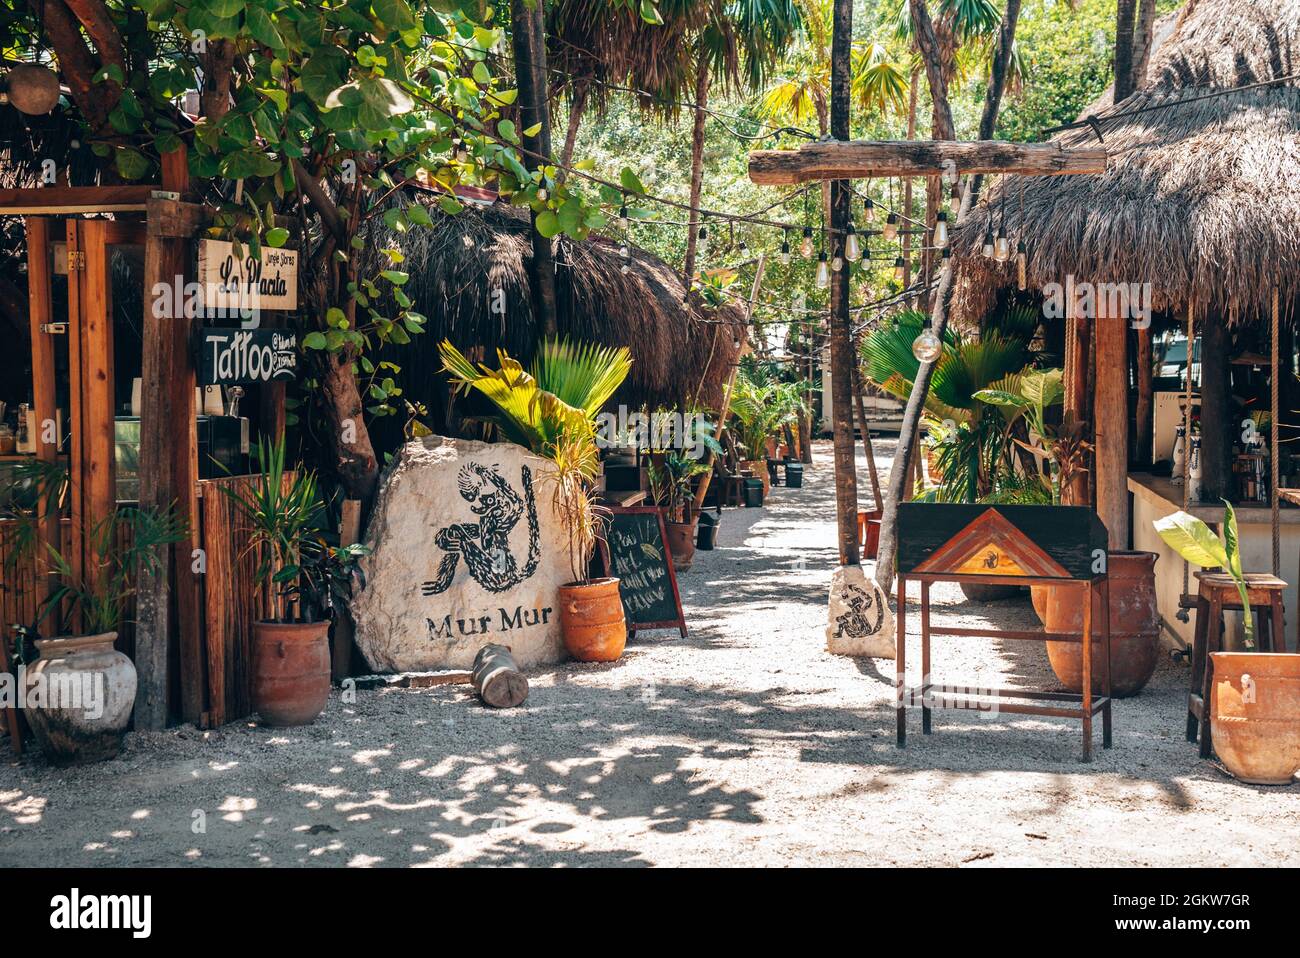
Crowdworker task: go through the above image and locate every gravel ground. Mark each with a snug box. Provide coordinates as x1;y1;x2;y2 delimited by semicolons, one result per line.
1;438;1297;868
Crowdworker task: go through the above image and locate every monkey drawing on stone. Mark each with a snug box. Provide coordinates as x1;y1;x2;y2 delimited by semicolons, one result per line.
423;462;541;595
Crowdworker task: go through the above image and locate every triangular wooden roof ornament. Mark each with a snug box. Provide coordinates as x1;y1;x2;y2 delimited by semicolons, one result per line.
913;508;1068;578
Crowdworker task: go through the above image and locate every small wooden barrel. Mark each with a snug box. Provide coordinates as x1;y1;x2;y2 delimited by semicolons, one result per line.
559;577;627;662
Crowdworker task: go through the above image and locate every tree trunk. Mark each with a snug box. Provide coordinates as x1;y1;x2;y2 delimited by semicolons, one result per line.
201;39;236;121
1131;0;1158;87
682;58;711;286
560;80;589;170
902;67;919;304
876;0;1022;591
828;0;859;566
512;0;559;337
1114;0;1138;103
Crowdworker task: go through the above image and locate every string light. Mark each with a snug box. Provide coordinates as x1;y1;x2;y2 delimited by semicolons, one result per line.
800;225;815;259
912;318;942;363
863;196;876;222
844;222;862;262
618;195;629;229
1016;239;1028;290
831;250;844;272
893;255;906;282
883;212;899;243
994;224;1010;262
982;226;995;259
815;250;830;288
934;210;948;248
780;229;792;265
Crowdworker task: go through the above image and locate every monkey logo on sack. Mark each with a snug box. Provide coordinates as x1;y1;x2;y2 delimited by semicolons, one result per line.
422;463;541;595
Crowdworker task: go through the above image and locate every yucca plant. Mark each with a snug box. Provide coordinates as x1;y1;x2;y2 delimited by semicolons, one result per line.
439;338;632;455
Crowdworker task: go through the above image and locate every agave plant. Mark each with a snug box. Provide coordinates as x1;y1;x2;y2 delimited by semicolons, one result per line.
440;338;632;455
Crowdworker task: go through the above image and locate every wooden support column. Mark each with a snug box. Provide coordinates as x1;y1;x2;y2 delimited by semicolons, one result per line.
24;219;60;588
1134;323;1153;467
1199;314;1232;503
135;198;208;729
1062;288;1092;506
1094;303;1129;547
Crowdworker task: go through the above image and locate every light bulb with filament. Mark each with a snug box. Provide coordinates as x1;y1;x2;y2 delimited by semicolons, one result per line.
844;224;862;262
698;223;708;242
815;252;830;288
982;227;995;258
912;318;942;363
618;204;629;229
934;211;948;248
780;232;791;265
863;197;876;222
1016;240;1028;290
831;254;843;272
893;256;906;282
883;213;899;242
994;226;1010;262
800;227;815;258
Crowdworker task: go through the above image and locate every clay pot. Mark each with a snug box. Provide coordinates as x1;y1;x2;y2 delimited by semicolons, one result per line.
252;621;331;726
559;577;627;662
1045;551;1160;698
665;519;696;571
960;582;1024;602
1030;585;1050;625
24;633;135;765
1209;652;1300;785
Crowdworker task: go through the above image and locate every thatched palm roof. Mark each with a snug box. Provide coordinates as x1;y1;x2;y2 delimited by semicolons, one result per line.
363;200;742;445
952;0;1300;324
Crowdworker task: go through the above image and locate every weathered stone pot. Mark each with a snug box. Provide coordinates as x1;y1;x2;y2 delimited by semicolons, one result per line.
1209;652;1300;785
960;581;1025;602
665;519;696;571
253;620;330;726
1045;551;1159;697
25;633;135;765
559;577;627;662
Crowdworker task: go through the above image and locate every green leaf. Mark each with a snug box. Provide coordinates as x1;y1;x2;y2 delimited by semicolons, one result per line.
639;0;663;24
374;0;418;31
1153;511;1230;569
381;269;409;285
245;6;283;48
265;227;290;248
619;166;646;194
534;210;561;238
301;331;328;350
206;0;245;16
114;147;150;180
299;47;348;104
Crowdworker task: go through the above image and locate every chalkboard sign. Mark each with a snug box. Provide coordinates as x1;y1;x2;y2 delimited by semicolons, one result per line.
602;507;687;637
197;328;298;386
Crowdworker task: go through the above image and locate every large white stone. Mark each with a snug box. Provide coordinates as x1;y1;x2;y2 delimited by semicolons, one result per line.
351;436;571;672
826;564;895;658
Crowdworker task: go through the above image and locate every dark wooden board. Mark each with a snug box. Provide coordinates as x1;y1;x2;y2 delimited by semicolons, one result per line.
196;327;298;386
601;507;687;637
896;503;1109;580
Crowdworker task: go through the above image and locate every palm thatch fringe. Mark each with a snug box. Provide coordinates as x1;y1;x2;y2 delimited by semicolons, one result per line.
951;0;1300;325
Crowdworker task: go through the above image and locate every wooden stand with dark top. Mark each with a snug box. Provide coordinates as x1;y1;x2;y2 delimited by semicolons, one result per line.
1185;571;1287;757
895;503;1114;762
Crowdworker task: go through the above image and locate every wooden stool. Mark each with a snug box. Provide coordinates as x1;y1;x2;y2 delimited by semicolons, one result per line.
1186;571;1287;757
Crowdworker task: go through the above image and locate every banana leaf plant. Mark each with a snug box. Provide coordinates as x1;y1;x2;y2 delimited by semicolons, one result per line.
1154;502;1254;649
439;338;632;455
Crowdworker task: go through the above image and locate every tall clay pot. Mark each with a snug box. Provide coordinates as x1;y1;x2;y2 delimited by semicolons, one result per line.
253;620;331;726
665;519;696;571
1030;585;1050;625
1209;652;1300;785
25;633;135;765
559;577;627;662
1045;551;1160;698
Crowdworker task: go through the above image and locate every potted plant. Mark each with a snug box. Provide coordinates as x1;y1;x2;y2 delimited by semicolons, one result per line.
17;504;186;764
1155;502;1300;784
546;431;627;662
729;365;803;497
223;439;368;727
648;453;709;571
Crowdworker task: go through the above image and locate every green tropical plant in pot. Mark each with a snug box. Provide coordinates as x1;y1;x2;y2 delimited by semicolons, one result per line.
222;438;369;726
1155;501;1254;649
649;453;710;571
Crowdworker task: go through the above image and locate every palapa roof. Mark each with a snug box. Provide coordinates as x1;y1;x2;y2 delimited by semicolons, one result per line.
364;200;742;445
952;0;1300;324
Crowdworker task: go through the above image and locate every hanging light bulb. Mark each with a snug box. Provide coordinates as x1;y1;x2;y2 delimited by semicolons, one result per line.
912;318;943;363
934;210;949;248
831;252;844;272
994;225;1010;262
815;251;830;288
982;226;995;258
780;229;792;266
863;197;876;222
941;246;952;264
800;226;815;259
620;246;631;273
893;255;906;282
844;223;862;262
618;201;629;229
698;216;708;243
1016;239;1028;290
739;239;748;256
883;212;899;243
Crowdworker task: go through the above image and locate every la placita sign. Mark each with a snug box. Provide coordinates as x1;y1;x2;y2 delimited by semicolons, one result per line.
197;239;298;312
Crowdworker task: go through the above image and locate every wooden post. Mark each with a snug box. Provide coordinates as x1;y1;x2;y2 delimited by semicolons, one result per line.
1199;314;1231;503
1134;324;1153;466
827;0;860;567
25;219;60;593
1094;302;1129;548
1062;285;1092;505
331;499;362;682
135;199;207;729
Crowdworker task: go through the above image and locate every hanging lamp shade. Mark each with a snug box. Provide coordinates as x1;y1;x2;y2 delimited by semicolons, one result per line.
6;63;60;115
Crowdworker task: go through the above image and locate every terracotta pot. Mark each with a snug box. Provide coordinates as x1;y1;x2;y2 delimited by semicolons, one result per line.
1209;652;1300;785
960;581;1024;602
253;620;331;726
1045;551;1160;698
559;577;627;662
665;519;696;571
24;633;135;765
1030;585;1050;625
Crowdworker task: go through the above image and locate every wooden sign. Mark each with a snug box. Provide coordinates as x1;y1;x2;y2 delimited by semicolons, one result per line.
197;328;298;385
197;239;298;312
602;507;687;637
896;504;1109;580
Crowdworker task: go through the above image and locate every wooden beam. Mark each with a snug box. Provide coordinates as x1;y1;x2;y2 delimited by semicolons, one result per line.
24;218;59;621
748;139;1107;186
0;185;153;214
1094;304;1129;548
